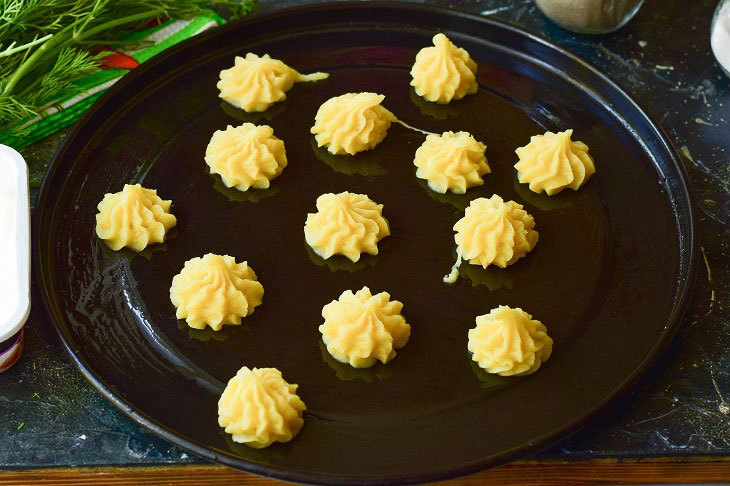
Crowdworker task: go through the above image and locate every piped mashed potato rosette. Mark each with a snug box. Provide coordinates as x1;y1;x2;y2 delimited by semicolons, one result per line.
311;92;397;155
444;195;538;283
218;53;329;112
414;131;489;193
205;123;287;191
320;287;411;368
218;366;306;448
514;129;595;195
410;33;478;104
304;192;390;262
95;184;176;252
170;253;263;331
468;306;553;376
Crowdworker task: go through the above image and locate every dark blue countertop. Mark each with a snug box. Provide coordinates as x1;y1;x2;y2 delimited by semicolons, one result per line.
2;0;729;469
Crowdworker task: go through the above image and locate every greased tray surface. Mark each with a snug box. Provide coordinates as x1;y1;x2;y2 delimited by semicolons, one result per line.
34;3;697;483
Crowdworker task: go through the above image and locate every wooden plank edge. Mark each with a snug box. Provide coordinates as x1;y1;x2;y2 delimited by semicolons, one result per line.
2;458;730;486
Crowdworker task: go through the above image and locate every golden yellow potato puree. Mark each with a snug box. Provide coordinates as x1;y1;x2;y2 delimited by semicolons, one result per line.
217;53;329;112
514;129;595;195
320;287;411;368
218;366;306;448
444;195;537;283
410;33;478;104
468;306;553;376
95;184;176;252
311;92;397;155
170;254;263;331
304;192;390;262
414;131;490;194
205;123;287;191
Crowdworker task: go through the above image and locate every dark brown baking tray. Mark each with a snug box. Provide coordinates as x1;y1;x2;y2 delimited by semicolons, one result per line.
34;2;698;484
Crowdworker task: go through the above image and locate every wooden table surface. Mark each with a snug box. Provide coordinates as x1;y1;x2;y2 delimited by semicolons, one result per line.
3;459;730;485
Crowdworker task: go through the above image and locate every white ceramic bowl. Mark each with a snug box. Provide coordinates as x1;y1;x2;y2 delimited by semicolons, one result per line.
713;0;730;78
0;145;30;370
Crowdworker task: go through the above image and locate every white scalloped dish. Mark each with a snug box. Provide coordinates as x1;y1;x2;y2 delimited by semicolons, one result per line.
0;145;30;368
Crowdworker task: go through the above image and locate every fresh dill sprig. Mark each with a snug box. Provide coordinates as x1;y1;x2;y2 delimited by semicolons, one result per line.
209;0;257;18
0;95;37;124
0;0;257;127
23;48;101;108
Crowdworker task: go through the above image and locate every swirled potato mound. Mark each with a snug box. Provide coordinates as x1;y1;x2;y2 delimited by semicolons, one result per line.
311;92;396;155
205;123;287;191
410;33;478;104
414;131;489;194
304;192;390;262
514;129;595;195
170;254;263;331
468;306;553;376
218;53;328;112
218;367;306;448
320;287;411;368
95;184;176;252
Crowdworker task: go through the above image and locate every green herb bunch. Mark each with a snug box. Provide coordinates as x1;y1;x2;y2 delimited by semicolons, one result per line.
0;0;256;128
